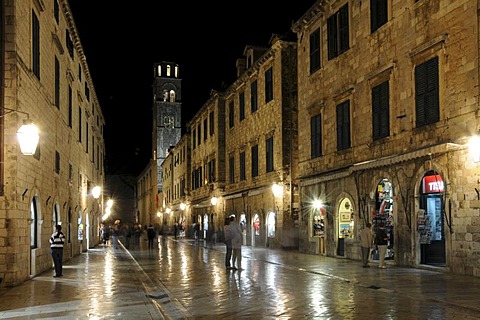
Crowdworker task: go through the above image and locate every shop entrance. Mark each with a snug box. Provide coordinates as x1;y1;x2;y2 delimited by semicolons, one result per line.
419;171;446;266
372;178;394;262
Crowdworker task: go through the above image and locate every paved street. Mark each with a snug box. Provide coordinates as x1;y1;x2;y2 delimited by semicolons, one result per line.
0;235;480;319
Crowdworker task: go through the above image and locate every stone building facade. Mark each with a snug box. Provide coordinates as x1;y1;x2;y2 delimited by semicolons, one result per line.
138;0;480;278
293;0;480;277
0;0;105;287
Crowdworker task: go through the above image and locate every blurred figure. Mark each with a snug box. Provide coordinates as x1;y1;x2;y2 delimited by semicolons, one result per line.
223;218;233;270
112;220;121;249
358;222;373;268
230;215;243;271
100;223;109;245
134;224;142;246
375;223;389;269
147;224;156;249
124;224;132;249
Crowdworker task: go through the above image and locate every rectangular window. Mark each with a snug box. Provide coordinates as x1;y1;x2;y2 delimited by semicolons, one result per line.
68;163;73;182
197;124;201;145
55;151;60;174
54;56;60;109
327;3;349;60
68;86;73;128
78;107;82;142
251;80;258;113
85;83;90;101
203;118;207;141
251;145;258;178
229;155;235;183
208;159;216;182
66;29;74;59
415;56;439;127
265;67;273;103
266;137;274;172
209;111;214;135
310;114;322;158
240;152;246;181
372;81;390;140
336;100;351;151
192;128;196;149
310;28;321;74
371;0;388;33
32;11;40;79
54;0;59;23
239;92;245;121
86;122;89;153
229;101;234;128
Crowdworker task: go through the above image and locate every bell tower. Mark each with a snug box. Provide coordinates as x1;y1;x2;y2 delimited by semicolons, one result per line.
152;61;182;192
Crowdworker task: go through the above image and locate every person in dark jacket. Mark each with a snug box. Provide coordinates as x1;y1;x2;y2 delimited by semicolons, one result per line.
375;223;389;269
147;225;156;249
50;224;65;278
223;218;233;270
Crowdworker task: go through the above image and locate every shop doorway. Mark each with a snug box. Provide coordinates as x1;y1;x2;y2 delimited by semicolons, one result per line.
372;178;394;261
337;198;354;256
419;171;446;266
252;213;260;247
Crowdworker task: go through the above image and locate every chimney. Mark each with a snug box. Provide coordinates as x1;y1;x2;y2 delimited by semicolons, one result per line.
236;58;246;78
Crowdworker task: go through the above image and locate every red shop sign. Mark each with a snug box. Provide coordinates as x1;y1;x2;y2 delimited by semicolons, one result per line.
422;175;444;193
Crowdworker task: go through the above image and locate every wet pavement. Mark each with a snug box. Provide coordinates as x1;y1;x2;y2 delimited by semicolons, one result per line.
1;236;480;319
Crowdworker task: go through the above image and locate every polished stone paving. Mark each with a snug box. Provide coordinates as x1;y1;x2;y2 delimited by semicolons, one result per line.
0;236;480;319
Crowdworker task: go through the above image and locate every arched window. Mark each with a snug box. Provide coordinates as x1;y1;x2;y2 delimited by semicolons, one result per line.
30;197;38;249
169;90;176;102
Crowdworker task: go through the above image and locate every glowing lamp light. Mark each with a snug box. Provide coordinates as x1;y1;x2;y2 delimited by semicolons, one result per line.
16;120;39;155
469;135;480;163
313;199;322;210
166;207;171;214
272;183;283;198
211;197;218;206
157;211;161;217
180;203;186;210
92;186;101;199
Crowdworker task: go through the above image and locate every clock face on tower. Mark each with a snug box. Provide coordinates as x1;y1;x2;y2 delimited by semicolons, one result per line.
164;116;174;128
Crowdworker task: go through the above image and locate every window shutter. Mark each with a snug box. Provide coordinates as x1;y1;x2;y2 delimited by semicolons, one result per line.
327;15;337;60
339;4;350;53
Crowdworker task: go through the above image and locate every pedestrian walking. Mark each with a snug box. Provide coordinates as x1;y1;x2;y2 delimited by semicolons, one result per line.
134;224;142;246
358;222;373;268
100;222;109;245
230;215;243;270
112;220;121;249
194;222;200;241
147;224;156;249
223;218;233;270
375;222;389;269
49;224;65;278
124;224;132;249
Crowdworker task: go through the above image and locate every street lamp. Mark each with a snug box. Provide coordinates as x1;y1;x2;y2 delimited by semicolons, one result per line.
92;186;101;199
1;108;39;155
469;135;480;163
211;196;218;206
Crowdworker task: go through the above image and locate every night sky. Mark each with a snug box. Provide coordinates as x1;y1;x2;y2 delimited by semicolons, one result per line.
68;1;316;175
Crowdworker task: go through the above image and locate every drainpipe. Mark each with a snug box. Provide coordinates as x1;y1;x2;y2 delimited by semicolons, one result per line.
0;0;5;195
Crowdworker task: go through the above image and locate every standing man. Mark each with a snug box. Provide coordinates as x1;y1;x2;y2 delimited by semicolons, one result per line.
50;224;65;278
375;223;389;269
147;224;156;249
358;222;373;268
223;218;233;270
230;215;244;271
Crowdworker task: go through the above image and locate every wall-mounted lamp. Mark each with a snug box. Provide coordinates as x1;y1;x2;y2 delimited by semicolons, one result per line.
92;186;101;199
180;202;186;210
211;196;218;206
469;135;480;163
166;207;172;214
313;199;322;210
272;183;283;198
1;108;39;155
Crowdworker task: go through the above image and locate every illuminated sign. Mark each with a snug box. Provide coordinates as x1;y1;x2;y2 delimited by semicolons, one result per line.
422;175;444;193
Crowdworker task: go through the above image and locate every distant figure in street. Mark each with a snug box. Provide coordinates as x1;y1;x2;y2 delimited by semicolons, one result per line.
223;218;233;269
358;222;373;268
194;222;200;241
124;224;132;249
375;223;389;269
100;223;109;245
134;224;142;247
112;220;121;249
174;223;178;239
147;225;156;249
50;224;65;278
230;215;244;271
